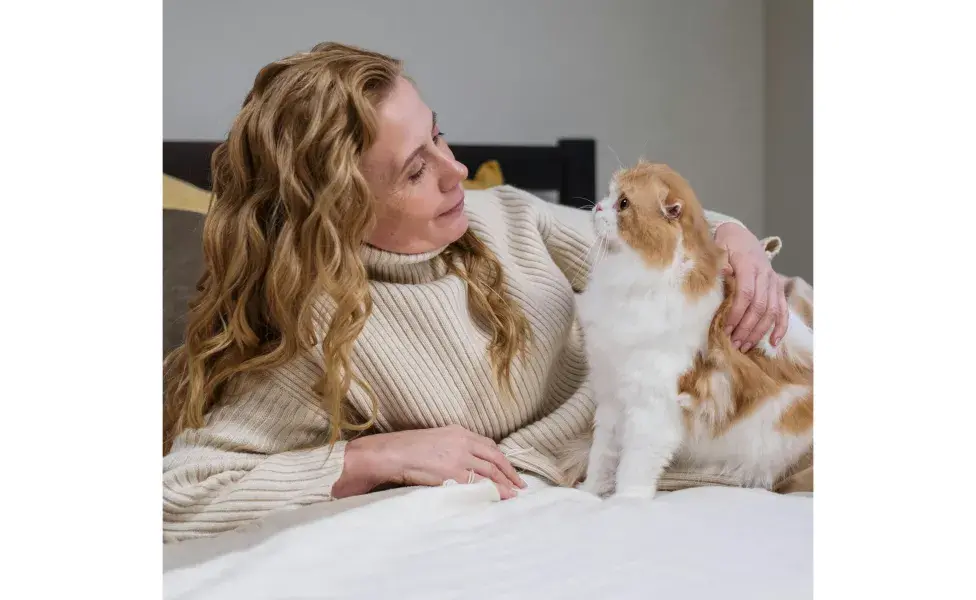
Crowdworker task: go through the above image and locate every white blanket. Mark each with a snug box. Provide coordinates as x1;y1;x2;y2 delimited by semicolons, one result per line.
164;480;812;600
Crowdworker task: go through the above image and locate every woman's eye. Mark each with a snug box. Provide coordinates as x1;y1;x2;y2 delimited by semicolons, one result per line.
618;196;630;210
408;163;427;183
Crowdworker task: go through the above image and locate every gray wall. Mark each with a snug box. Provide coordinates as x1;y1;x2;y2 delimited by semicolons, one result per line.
764;0;813;281
164;0;767;233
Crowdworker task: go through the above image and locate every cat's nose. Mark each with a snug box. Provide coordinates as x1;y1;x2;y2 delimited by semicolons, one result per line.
595;204;603;212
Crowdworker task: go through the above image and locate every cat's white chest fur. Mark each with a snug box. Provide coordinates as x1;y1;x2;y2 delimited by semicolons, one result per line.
576;245;722;499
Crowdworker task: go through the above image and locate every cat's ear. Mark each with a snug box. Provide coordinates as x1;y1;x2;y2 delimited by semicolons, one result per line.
663;200;683;220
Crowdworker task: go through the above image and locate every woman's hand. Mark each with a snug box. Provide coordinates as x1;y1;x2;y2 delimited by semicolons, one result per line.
714;223;789;351
334;425;526;500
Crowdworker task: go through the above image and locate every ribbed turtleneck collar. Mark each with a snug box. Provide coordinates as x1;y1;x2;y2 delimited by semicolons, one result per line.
360;243;451;285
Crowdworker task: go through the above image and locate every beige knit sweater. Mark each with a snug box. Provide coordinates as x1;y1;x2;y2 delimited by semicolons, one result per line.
162;185;747;543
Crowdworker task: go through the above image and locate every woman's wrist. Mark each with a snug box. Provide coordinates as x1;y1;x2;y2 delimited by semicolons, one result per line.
714;221;748;241
716;222;781;260
332;435;392;499
715;222;763;253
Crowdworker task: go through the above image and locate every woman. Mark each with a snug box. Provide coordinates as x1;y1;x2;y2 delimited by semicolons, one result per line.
163;42;792;543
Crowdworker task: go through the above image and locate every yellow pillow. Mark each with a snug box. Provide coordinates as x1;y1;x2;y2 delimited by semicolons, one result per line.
163;174;211;214
462;160;504;190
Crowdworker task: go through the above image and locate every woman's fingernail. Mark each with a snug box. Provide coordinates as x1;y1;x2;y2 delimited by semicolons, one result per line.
733;340;742;350
741;343;752;352
519;477;527;488
725;327;734;336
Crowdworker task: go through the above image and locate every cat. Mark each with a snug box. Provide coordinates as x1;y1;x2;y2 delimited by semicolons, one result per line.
562;161;813;500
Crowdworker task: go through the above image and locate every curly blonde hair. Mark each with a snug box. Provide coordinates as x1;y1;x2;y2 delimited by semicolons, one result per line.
163;42;531;454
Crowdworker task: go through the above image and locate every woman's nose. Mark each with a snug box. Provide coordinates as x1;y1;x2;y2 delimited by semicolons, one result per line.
454;160;469;181
440;159;467;191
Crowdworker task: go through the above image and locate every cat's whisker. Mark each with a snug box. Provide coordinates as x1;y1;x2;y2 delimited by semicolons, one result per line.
574;234;609;291
595;235;610;267
607;144;624;169
570;241;599;289
572;196;596;209
570;235;608;290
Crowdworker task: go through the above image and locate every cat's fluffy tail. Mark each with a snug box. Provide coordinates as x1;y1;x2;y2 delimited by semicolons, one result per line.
555;431;593;487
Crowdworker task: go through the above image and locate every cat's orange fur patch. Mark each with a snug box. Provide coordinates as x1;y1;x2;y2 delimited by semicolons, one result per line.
614;166;678;270
777;391;814;435
774;450;814;493
614;163;724;300
678;352;717;401
679;277;813;437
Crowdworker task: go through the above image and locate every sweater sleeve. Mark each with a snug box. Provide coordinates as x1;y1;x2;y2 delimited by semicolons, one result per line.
162;367;349;543
495;186;749;291
498;385;596;484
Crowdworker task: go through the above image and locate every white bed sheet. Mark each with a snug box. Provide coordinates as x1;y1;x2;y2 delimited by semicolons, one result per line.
164;479;812;600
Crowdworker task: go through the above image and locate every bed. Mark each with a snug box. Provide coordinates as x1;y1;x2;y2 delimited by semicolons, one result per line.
161;138;812;600
163;477;811;600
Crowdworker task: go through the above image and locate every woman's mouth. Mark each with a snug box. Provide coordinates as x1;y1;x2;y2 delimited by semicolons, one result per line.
439;192;465;217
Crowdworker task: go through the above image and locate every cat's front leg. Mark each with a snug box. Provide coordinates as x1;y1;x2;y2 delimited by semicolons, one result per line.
612;397;684;500
579;402;620;497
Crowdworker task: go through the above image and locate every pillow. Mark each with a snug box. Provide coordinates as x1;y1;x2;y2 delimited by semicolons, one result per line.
461;160;504;190
163;173;211;214
163;174;209;356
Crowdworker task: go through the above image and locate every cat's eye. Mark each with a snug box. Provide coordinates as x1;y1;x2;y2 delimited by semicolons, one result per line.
618;196;630;210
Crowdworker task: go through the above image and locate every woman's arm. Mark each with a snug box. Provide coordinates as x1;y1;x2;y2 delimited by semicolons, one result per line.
162;372;362;543
163;372;525;543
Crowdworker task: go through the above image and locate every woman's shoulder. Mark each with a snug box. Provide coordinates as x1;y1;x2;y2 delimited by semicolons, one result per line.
456;186;550;258
464;184;546;211
462;185;552;230
463;185;594;246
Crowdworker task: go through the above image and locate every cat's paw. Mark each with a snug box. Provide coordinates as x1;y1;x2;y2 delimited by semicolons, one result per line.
612;485;658;501
578;478;613;497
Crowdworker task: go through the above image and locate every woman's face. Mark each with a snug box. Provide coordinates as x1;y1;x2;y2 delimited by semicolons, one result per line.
361;77;469;254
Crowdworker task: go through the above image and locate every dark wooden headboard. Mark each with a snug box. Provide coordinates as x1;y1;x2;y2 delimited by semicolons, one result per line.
163;138;596;209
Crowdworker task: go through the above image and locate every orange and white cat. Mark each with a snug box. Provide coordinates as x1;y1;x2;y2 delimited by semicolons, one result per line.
568;162;813;499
